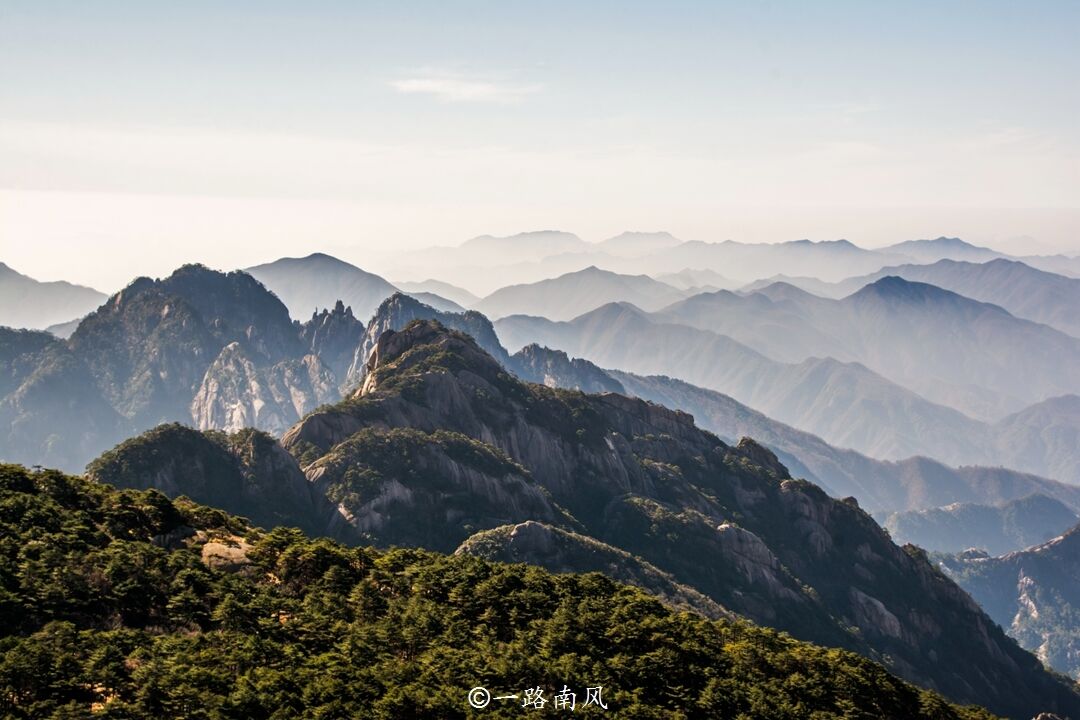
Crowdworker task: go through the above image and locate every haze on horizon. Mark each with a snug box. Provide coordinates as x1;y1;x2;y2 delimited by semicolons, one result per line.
1;0;1078;290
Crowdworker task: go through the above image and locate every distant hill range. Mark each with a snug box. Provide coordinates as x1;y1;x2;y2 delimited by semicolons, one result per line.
748;257;1080;338
375;231;1079;295
473;266;689;320
495;282;1080;484
4;270;1078;519
245;252;463;321
0;262;106;330
660;275;1080;421
941;523;1080;680
880;494;1079;555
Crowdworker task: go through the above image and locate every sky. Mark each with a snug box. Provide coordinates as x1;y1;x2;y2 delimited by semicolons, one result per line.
1;0;1078;290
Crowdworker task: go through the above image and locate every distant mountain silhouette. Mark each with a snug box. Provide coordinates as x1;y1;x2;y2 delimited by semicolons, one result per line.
495;303;992;463
789;258;1080;338
393;278;480;307
656;276;1080;420
474;266;688;320
0;262;106;330
878;237;1002;263
245;253;397;321
881;494;1078;555
246;252;461;321
594;230;683;255
657;267;742;291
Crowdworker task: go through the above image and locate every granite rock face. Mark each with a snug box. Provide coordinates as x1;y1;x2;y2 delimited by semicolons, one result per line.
941;524;1080;680
191;342;336;434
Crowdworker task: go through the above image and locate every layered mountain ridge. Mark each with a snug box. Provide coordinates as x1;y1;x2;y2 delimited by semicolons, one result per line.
941;525;1080;681
0;261;107;330
92;317;1080;718
497;288;1080;483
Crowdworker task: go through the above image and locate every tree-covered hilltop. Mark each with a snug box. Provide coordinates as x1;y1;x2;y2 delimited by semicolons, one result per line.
0;463;997;720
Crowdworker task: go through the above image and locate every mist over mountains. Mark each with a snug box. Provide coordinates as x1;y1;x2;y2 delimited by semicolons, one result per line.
4;232;1080;712
474;266;689;320
376;231;1079;296
245;252;464;320
757;257;1080;338
662;276;1080;420
0;262;106;330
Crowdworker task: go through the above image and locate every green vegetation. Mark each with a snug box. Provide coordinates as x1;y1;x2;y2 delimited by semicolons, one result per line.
310;427;557;552
85;423;326;539
0;463;997;719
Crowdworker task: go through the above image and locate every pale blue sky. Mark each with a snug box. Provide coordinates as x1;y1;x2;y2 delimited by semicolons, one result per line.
1;1;1078;288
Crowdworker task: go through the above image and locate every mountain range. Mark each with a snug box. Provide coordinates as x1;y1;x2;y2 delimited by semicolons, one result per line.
5;260;1078;511
0;265;363;471
878;237;1005;263
85;318;1080;718
496;302;992;462
941;525;1080;681
496;293;1080;483
759;257;1080;338
0;262;106;330
473;266;689;320
606;369;1080;514
378;233;1063;295
7;253;1080;711
880;494;1079;555
658;276;1080;421
328;291;1080;515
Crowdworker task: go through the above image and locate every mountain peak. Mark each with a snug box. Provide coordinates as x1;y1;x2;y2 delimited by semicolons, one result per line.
245;253;396;321
850;275;955;303
344;292;511;389
785;238;858;249
749;280;820;303
927;236;975;247
605;230;677;240
570;264;612;276
881;236;1000;261
462;230;582;246
358;318;510;400
574;300;650;323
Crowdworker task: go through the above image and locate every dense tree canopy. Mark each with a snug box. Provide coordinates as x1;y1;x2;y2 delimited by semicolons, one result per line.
0;464;996;719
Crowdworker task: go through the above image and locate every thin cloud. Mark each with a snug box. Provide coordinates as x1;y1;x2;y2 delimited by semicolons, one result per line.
389;73;541;103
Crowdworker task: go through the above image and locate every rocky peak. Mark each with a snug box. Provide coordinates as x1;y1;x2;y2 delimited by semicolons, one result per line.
191;342;336;434
359;319;503;397
734;437;789;478
300;298;365;384
510;343;625;394
344;293;510;389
